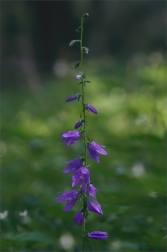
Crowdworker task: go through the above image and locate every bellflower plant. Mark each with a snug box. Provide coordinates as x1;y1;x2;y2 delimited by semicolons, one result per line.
56;13;108;251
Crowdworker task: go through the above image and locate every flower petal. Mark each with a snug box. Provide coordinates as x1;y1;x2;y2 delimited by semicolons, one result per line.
61;130;80;138
61;137;69;143
63;197;78;211
86;184;97;197
87;145;99;163
72;169;82;187
72;167;90;190
80;167;90;191
56;190;78;202
87;197;103;215
91;141;108;155
63;158;82;173
67;135;80;147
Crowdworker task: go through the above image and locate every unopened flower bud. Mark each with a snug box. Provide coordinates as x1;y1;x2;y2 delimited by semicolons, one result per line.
66;94;79;102
86;104;98;114
88;231;108;240
76;72;83;80
74;211;84;224
74;120;83;129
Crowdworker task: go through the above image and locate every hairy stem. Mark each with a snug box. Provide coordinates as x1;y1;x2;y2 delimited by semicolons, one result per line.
80;17;87;167
80;15;87;252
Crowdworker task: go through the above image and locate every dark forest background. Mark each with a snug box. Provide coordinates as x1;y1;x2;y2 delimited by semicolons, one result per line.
2;1;165;90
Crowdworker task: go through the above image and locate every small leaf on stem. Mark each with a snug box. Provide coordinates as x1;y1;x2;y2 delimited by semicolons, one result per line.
76;26;81;32
69;40;80;46
83;47;89;54
83;13;89;18
73;61;80;69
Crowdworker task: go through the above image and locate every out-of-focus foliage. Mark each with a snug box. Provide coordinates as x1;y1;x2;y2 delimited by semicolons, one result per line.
1;1;165;89
1;55;166;251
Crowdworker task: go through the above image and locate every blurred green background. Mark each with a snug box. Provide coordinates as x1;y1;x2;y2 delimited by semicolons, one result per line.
1;1;166;251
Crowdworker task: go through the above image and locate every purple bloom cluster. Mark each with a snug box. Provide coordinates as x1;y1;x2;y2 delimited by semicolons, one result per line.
57;13;108;245
56;136;106;231
56;183;103;216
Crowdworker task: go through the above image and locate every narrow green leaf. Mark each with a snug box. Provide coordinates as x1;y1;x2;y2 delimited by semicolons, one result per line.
73;61;80;69
76;26;81;32
69;40;80;46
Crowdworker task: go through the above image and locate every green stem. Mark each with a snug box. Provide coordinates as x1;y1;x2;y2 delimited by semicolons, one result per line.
80;17;87;167
81;213;86;252
80;15;87;252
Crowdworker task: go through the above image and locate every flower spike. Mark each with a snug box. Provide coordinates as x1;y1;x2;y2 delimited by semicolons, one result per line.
57;13;108;249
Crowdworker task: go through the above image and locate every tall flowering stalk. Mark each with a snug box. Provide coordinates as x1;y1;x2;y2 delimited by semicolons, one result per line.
56;13;108;251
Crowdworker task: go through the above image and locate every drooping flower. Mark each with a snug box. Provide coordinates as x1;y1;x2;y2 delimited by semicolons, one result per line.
86;184;97;198
87;197;103;215
74;120;83;129
87;141;107;163
87;145;99;162
66;94;80;102
73;211;84;225
88;231;108;240
61;130;81;147
76;72;83;80
72;167;90;191
63;158;82;173
86;104;98;114
56;190;79;211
